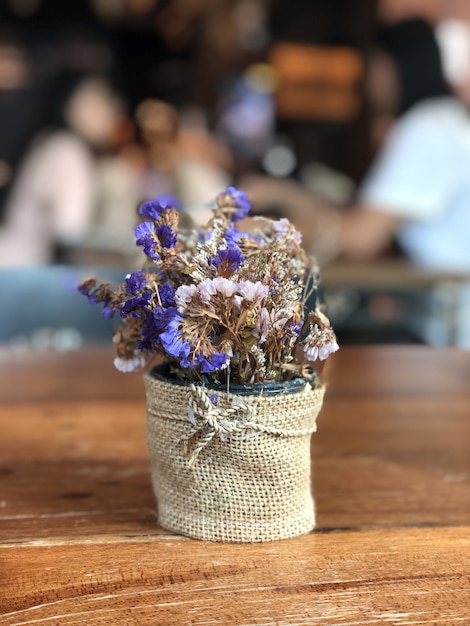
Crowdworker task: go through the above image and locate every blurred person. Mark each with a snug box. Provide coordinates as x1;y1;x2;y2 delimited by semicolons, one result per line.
84;98;234;261
377;0;443;24
0;71;124;266
436;18;470;101
135;98;233;224
243;18;470;274
175;104;234;223
378;0;470;26
0;36;34;218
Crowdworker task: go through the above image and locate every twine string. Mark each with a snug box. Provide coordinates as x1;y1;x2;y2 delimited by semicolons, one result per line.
184;384;316;468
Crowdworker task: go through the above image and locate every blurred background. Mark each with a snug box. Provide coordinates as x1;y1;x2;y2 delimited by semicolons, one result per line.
1;0;470;352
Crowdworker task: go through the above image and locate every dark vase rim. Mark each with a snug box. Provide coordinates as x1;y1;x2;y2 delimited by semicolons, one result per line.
148;363;315;396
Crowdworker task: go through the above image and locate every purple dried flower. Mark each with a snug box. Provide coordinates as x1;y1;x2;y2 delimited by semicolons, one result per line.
209;393;218;405
138;308;167;352
101;302;115;318
224;228;243;246
138;195;179;219
194;351;230;373
217;186;251;222
135;221;154;239
78;279;116;318
156;224;177;249
286;321;302;341
159;281;176;307
160;313;192;362
138;200;163;220
78;281;99;306
120;292;151;318
157;195;180;209
225;227;260;246
78;283;91;297
158;308;230;374
125;271;147;296
211;245;244;273
135;222;159;261
79;186;337;384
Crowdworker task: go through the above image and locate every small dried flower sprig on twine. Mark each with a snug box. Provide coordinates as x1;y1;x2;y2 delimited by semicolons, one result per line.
79;186;338;385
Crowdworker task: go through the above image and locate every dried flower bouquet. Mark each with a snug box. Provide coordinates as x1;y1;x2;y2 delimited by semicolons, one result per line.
79;186;338;385
79;186;339;542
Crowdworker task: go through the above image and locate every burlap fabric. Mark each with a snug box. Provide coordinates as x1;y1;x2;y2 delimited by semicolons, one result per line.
144;371;325;542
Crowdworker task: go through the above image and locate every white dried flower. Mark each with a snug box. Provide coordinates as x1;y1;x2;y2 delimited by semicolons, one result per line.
114;352;147;373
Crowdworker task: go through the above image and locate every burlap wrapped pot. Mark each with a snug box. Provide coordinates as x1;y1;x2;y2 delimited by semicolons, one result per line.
144;366;325;542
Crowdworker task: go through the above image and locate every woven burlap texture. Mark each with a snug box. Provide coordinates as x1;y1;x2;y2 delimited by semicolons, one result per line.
144;372;325;543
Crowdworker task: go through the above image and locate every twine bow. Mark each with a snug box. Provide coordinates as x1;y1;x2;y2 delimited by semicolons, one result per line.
183;384;258;468
183;384;317;468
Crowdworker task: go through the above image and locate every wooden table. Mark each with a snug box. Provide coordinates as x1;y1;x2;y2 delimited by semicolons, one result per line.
1;346;469;624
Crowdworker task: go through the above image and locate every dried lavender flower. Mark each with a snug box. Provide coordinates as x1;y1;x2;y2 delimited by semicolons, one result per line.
79;186;338;383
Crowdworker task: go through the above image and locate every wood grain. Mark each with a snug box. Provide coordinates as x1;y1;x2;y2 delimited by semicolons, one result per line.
1;346;469;624
1;528;469;625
